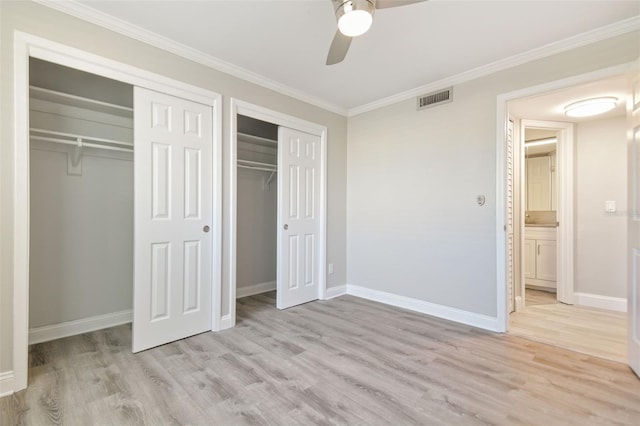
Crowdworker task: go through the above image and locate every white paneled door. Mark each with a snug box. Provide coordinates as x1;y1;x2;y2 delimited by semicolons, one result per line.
133;87;213;352
628;58;640;377
277;127;321;309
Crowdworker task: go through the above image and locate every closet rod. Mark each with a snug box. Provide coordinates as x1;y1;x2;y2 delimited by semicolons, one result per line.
31;128;134;147
238;159;276;168
30;135;133;153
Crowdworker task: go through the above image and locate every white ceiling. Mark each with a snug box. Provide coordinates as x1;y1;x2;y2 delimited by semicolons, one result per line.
509;74;628;123
62;0;639;113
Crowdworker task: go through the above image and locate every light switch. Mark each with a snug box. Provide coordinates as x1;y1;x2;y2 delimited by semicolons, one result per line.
605;200;616;213
328;263;334;274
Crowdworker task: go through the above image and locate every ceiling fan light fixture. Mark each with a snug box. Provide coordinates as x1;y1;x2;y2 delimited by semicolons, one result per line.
564;97;618;118
337;0;375;37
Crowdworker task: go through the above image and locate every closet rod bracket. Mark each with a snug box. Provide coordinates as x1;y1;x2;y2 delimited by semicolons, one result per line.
266;171;276;186
68;138;84;175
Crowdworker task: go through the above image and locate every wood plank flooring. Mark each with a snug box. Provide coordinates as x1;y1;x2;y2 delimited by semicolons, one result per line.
2;291;639;425
524;288;556;306
510;289;627;364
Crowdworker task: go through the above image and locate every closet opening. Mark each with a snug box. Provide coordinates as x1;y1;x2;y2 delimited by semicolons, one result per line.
28;57;135;346
236;115;279;307
14;37;221;391
232;106;325;317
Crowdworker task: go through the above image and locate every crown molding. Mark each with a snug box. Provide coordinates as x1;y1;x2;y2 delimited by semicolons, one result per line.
348;15;640;117
31;1;639;119
33;0;349;117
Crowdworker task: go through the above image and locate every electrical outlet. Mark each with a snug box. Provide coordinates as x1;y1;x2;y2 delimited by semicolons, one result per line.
605;200;616;213
328;263;334;274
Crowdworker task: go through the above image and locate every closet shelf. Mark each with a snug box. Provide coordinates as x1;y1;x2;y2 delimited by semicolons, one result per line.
30;128;133;153
238;132;277;147
30;86;133;118
237;159;277;172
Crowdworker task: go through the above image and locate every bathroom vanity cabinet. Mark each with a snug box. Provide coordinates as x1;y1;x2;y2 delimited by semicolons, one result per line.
524;226;557;290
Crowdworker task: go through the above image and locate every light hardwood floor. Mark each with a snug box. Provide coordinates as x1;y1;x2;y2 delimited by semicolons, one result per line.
2;292;639;425
524;288;556;306
510;289;627;364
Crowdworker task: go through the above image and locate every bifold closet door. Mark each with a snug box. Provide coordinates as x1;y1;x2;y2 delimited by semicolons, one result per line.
133;87;213;352
277;127;321;310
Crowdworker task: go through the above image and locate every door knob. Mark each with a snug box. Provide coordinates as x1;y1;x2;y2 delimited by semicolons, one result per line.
203;225;210;233
284;224;288;230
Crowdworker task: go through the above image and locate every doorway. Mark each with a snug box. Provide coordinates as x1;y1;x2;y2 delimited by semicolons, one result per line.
502;72;629;363
228;99;328;326
236;115;278;300
28;58;135;345
12;33;222;392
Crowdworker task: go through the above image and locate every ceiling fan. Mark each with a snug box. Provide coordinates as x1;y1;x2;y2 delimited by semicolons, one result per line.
326;0;427;65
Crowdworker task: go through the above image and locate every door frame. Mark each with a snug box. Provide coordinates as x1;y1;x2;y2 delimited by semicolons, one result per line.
228;98;328;327
518;120;574;307
495;62;633;332
11;31;223;392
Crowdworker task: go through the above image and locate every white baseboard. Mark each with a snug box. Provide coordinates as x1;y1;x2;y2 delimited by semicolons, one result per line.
236;281;276;299
515;295;524;312
0;371;15;397
574;292;627;312
29;309;132;345
219;314;235;330
324;284;347;299
346;285;500;332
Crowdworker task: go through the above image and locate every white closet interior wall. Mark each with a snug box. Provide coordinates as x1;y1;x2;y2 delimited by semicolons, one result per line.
29;59;134;335
236;115;278;295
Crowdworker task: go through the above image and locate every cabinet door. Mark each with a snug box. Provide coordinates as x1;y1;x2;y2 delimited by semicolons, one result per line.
524;239;536;279
536;239;557;281
527;156;551;210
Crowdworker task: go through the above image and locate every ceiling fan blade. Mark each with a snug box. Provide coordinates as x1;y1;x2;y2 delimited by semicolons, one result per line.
375;0;427;9
326;30;352;65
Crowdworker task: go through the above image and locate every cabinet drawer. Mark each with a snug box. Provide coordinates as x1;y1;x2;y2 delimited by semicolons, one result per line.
525;227;557;241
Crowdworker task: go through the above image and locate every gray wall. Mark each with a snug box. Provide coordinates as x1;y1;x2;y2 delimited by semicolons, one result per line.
236;118;278;291
576;116;627;298
29;145;133;327
347;32;638;317
1;1;348;374
236;169;277;290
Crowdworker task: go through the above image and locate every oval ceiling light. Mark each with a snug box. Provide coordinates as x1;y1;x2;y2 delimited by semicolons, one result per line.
337;0;375;37
564;97;618;118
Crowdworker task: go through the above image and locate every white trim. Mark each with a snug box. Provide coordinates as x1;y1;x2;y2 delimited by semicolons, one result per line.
33;2;639;117
219;314;234;331
515;296;524;312
324;285;347;300
13;31;31;393
236;281;276;299
228;98;328;319
227;102;239;329
495;63;632;332
33;0;347;117
0;371;16;397
12;31;223;392
349;16;640;116
346;285;501;332
574;293;627;313
28;310;132;345
495;94;508;332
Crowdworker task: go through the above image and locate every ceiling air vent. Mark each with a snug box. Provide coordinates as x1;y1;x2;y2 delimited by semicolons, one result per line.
417;87;453;111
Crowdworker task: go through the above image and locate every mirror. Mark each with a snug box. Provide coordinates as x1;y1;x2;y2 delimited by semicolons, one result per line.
524;129;557;212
